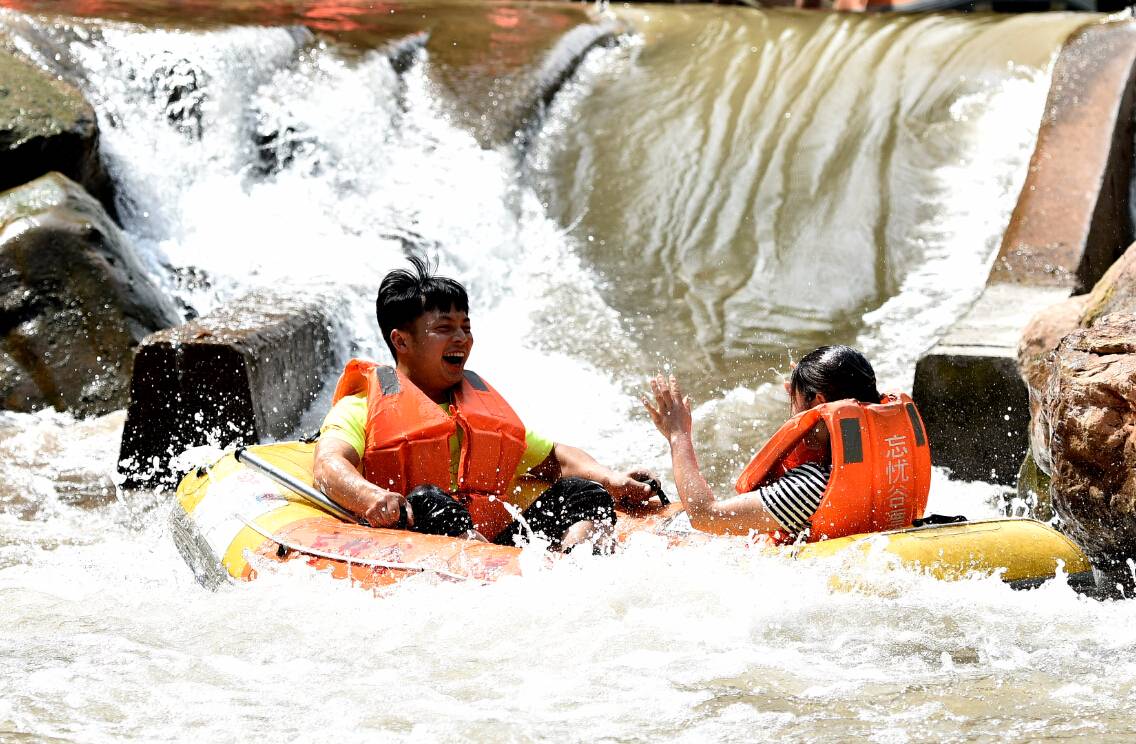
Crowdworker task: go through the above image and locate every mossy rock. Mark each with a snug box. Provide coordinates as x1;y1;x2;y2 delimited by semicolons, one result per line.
0;48;116;217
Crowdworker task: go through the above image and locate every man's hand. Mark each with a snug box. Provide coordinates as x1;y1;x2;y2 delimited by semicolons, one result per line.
605;469;665;509
356;485;414;528
314;438;416;530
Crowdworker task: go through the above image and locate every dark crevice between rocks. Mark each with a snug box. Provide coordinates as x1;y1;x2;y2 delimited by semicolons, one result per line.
148;54;208;142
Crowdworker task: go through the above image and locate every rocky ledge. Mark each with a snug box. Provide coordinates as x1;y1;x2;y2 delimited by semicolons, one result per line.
1020;243;1136;589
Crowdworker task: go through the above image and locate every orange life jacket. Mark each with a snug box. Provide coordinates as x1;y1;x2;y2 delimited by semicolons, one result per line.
332;359;528;539
734;393;931;543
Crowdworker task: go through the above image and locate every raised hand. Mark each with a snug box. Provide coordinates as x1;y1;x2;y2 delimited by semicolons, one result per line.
641;373;693;442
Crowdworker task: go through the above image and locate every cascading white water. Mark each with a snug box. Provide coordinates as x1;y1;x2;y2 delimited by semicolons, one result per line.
2;6;1135;742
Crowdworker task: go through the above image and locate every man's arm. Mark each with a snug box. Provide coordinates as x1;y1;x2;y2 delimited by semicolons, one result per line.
529;442;655;505
313;438;412;528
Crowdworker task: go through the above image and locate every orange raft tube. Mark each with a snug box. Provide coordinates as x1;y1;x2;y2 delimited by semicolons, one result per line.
172;442;1095;593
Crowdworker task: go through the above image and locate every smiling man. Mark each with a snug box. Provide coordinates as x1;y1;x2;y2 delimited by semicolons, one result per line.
312;256;654;551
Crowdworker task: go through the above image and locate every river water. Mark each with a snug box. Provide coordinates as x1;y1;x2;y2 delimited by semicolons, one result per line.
2;2;1134;741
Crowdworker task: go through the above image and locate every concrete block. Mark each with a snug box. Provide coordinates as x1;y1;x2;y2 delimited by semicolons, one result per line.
118;289;345;488
913;284;1070;483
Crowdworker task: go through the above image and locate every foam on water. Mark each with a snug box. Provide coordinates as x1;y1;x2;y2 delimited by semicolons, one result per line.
3;498;1135;741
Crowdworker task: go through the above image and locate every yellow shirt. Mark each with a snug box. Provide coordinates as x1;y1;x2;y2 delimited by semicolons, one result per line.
320;394;554;488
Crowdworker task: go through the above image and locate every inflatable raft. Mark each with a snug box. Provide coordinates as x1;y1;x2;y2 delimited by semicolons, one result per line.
172;441;1095;593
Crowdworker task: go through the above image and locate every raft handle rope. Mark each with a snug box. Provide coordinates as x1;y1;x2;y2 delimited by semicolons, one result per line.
234;446;360;524
635;475;671;506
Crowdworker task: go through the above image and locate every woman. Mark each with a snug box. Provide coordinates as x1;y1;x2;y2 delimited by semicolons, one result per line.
642;345;931;543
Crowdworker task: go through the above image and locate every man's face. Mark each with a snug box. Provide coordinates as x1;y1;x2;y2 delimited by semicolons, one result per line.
395;307;473;396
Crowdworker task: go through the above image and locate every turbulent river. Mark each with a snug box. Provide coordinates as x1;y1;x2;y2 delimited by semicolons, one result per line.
2;1;1135;740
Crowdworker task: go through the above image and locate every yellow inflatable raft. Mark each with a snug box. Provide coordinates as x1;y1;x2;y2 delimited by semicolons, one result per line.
172;441;1095;593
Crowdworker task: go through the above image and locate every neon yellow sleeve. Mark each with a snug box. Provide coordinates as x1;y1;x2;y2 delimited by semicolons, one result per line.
517;429;555;477
319;394;367;459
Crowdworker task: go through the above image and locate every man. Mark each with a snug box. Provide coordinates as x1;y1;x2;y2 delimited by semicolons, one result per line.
313;256;656;551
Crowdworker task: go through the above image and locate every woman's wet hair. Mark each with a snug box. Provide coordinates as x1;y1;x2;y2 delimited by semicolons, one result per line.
376;255;469;358
790;345;881;405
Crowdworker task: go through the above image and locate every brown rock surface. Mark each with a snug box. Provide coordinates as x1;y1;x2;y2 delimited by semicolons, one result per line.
1021;241;1136;478
0;173;180;417
1045;314;1136;573
1079;239;1136;328
990;20;1136;291
1018;293;1088;474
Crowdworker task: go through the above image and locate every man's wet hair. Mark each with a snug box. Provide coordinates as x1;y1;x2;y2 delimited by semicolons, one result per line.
376;255;469;359
790;345;881;405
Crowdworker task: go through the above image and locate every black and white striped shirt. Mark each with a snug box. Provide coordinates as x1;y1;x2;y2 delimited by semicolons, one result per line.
747;462;831;536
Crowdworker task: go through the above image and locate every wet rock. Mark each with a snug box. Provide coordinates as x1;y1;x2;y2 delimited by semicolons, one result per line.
118;289;346;489
398;4;622;148
1044;314;1136;580
0;345;42;412
1079;238;1136;328
1019;295;1090;393
148;54;207;141
1018;293;1089;475
0;172;180;417
511;23;621;149
0;48;117;218
1021;242;1136;478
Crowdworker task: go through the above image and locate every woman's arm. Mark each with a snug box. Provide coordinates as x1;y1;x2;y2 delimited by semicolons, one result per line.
643;374;783;534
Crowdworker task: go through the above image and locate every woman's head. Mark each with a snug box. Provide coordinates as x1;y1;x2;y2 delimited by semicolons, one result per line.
789;345;880;412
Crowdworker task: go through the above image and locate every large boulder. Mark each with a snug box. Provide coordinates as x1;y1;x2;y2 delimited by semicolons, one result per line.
1021;243;1136;476
118;289;346;489
0;48;116;217
1019;243;1136;584
0;172;180;416
1043;314;1136;580
1018;293;1089;476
